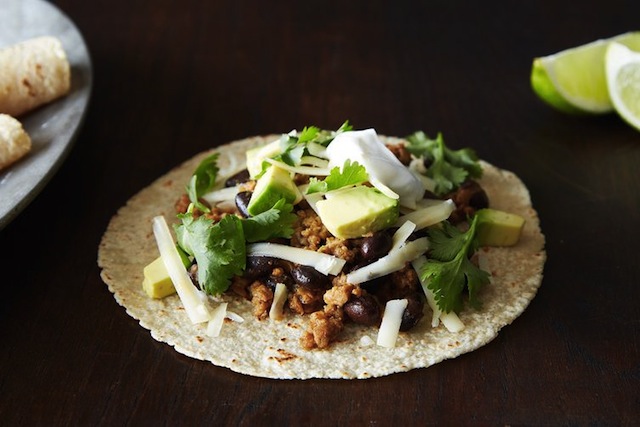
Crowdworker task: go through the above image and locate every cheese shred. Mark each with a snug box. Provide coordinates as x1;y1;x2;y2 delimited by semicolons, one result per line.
152;216;211;324
377;299;408;348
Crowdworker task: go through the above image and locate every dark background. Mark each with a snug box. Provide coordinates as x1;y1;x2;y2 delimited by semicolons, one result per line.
1;0;639;425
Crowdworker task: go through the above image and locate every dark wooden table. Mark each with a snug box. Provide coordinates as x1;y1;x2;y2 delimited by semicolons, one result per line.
1;0;639;425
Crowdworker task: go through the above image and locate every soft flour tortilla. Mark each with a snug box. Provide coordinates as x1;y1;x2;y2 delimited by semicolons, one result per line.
0;113;31;170
98;135;546;380
0;36;71;117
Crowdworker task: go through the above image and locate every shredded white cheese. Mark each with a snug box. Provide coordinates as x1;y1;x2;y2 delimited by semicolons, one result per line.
152;216;211;324
201;185;240;205
306;141;328;158
412;256;441;327
391;220;416;251
269;282;288;321
247;242;346;276
411;256;465;332
206;302;228;337
440;311;465;333
225;311;245;323
302;190;324;216
395;199;455;230
346;237;429;284
299;155;329;168
264;157;331;176
377;299;408;348
476;251;492;281
368;176;400;200
408;158;436;192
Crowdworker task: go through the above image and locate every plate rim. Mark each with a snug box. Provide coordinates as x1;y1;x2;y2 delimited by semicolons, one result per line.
0;0;94;231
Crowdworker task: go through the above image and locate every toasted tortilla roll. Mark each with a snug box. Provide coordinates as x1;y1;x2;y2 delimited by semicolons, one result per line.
0;114;32;170
0;36;71;117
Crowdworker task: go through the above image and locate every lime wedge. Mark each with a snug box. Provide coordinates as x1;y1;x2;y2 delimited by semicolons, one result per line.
606;42;640;131
531;32;640;114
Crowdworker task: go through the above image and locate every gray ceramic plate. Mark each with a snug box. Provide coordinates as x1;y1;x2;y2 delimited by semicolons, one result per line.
0;0;92;230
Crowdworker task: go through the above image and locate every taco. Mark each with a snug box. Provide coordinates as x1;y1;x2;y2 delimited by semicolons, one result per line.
98;123;545;379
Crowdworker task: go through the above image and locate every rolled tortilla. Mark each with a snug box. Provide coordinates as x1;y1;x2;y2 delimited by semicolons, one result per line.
0;36;71;117
0;113;32;170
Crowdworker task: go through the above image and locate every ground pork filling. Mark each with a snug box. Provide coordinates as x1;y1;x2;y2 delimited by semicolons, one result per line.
176;144;490;350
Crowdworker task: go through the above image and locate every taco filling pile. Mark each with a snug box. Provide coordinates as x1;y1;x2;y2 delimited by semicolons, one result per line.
98;122;545;379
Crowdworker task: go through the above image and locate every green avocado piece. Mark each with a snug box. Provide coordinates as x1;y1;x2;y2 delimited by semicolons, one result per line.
247;165;300;216
475;208;525;247
142;250;191;299
246;139;281;178
315;186;399;239
142;256;176;298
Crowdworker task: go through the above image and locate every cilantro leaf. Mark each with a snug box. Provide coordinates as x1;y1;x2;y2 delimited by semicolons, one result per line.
318;120;353;145
420;216;490;313
406;131;482;196
307;160;369;194
186;153;220;212
174;213;246;296
242;199;297;242
300;120;353;147
336;120;353;134
276;134;306;166
270;121;354;167
274;120;353;166
426;221;471;261
297;126;321;144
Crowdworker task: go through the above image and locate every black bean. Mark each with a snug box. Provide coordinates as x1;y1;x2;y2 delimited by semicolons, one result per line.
235;191;252;218
359;276;387;293
469;187;489;210
225;169;251;187
399;295;424;331
344;294;381;326
290;264;331;289
264;273;294;292
359;231;392;261
244;256;281;280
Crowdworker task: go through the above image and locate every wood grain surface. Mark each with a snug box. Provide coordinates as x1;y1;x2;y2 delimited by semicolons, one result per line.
1;0;639;425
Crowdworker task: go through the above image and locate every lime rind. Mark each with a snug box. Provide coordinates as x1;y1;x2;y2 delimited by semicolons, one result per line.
530;59;585;114
531;31;640;115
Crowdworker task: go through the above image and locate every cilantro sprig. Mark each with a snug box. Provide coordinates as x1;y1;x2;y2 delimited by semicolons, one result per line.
274;120;353;167
186;153;220;212
420;216;490;313
406;131;482;196
177;136;305;295
175;213;246;296
174;198;297;295
241;198;297;242
306;160;368;194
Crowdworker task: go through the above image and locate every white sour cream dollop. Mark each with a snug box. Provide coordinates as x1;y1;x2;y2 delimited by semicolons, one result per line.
326;129;424;208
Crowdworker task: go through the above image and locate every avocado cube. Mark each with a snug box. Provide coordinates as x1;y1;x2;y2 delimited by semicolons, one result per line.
142;250;191;299
475;208;525;247
247;165;300;216
142;256;177;299
315;186;399;239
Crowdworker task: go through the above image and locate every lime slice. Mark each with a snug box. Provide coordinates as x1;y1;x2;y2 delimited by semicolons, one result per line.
606;42;640;131
531;32;640;114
